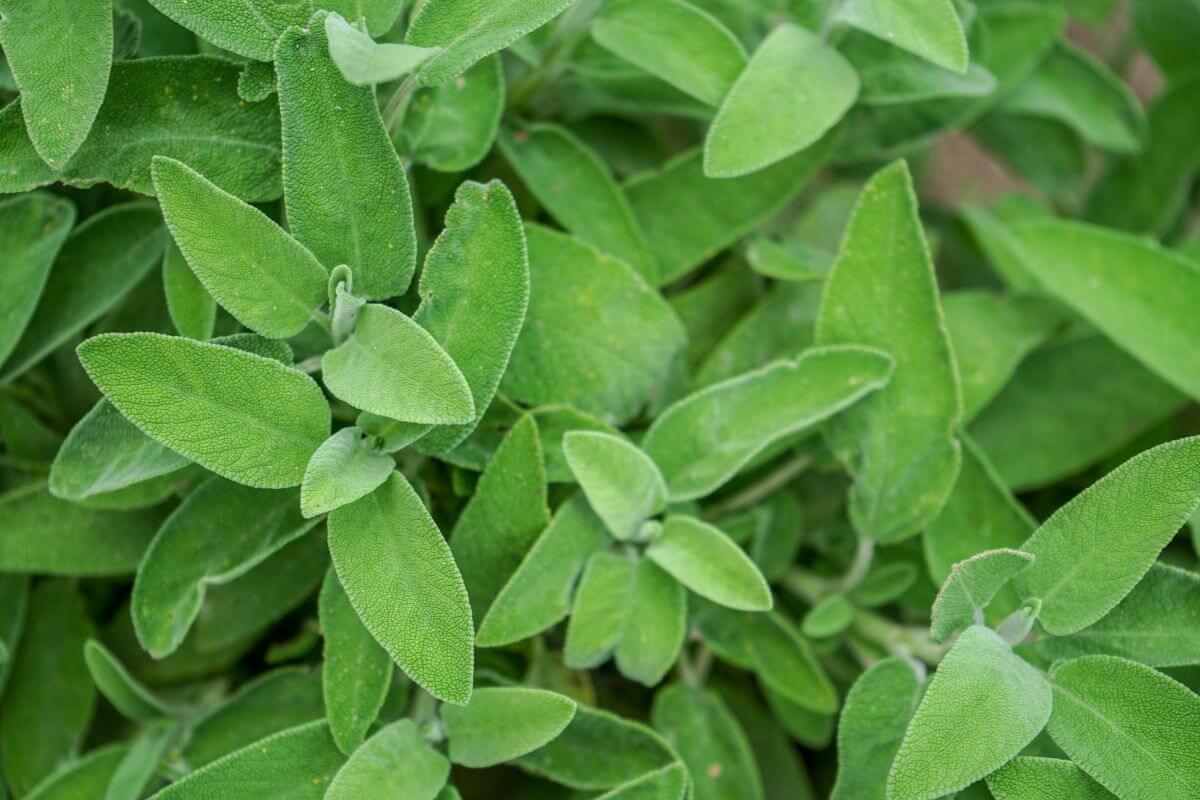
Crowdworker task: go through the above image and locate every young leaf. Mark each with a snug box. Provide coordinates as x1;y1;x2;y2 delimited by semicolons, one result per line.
106;718;178;800
321;304;474;424
277;11;417;300
1048;655;1200;800
132;478;320;657
0;202;165;383
834;0;968;73
324;0;405;36
930;549;1035;643
397;55;504;173
646;516;771;611
705;24;858;178
815;160;962;543
78;333;331;488
500;123;656;282
652;684;763;800
319;568;392;756
614;558;686;687
643;345;893;501
326;12;439;85
0;193;74;367
802;594;855;639
328;473;475;705
0;0;112;168
564;431;667;541
888;626;1050;800
326;720;449;800
162;239;216;340
300;427;394;519
144;0;309;61
20;744;128;800
590;0;746;106
82;639;175;721
443;687;576;768
564;551;634;669
1012;436;1200;635
152;156;327;339
831;658;922;800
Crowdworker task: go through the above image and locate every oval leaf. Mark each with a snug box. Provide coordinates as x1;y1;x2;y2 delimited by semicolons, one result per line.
442;687;576;768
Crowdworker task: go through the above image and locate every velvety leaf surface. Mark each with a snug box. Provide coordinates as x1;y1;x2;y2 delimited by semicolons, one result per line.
300;427;394;519
614;557;686;687
986;757;1116;800
830;658;921;800
442;687;576;767
20;744;128;800
652;684;762;800
0;193;74;367
397;55;504;173
325;720;449;800
564;431;666;541
161;239;216;340
324;0;404;36
834;0;968;73
326;12;439;85
647;516;771;611
83;639;174;721
145;0;309;61
930;549;1034;642
564;551;634;670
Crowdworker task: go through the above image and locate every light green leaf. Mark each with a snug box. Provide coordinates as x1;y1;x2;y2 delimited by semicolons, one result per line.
1013;436;1200;635
277;11;417;301
78;333;330;488
106;718;178;800
443;687;576;768
705;24;857;178
82;639;175;722
326;720;449;800
0;202;165;383
328;473;474;705
844;29;996;106
145;0;309;61
0;57;284;201
21;744;128;800
801;594;855;639
300;427;394;519
590;0;746;106
986;757;1116;800
530;405;622;483
405;0;576;85
322;304;473;424
643;345;893;502
503;224;686;424
132;478;320;657
647;516;771;611
831;658;921;800
815;160;962;543
835;0;968;73
152;156;326;339
564;551;633;669
593;764;689;800
324;0;404;36
930;549;1034;643
615;558;686;687
397;55;504;173
888;626;1051;800
162;240;216;340
0;0;112;168
477;495;611;648
1048;655;1200;800
0;193;74;367
564;431;666;541
319;568;391;755
150;721;346;799
652;683;762;800
500;123;656;282
326;12;439;85
0;483;163;576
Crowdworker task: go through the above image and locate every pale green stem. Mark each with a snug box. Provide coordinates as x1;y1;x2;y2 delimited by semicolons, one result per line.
702;453;814;520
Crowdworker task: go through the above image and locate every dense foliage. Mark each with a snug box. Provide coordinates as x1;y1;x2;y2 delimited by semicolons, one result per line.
0;0;1198;798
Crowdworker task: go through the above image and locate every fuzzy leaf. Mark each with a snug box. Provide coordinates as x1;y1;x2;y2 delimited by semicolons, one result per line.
326;12;439;85
300;427;394;519
145;0;309;61
986;757;1117;800
397;55;504;173
652;684;762;800
326;720;449;800
443;687;576;768
835;0;968;73
564;551;634;669
564;431;666;541
82;639;175;722
831;658;921;800
647;515;771;611
930;549;1034;643
162;240;216;340
0;193;74;367
323;0;404;36
615;558;687;687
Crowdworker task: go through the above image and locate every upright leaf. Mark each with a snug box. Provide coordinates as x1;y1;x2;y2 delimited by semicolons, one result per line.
325;12;439;85
442;687;576;767
564;551;635;669
397;55;504;173
564;431;666;541
831;658;921;800
646;516;771;611
326;720;449;800
161;240;216;340
930;549;1034;643
652;684;762;800
614;557;687;687
835;0;968;73
300;428;394;519
145;0;310;61
0;193;74;367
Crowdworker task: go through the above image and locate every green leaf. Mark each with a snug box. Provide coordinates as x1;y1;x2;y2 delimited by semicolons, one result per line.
565;551;635;669
0;57;284;201
844;29;996;107
300;427;394;518
151;156;327;339
145;0;309;61
564;431;666;541
503;224;686;424
277;11;417;301
888;626;1050;800
106;718;178;800
78;333;330;488
530;405;622;483
0;581;95;797
592;764;689;800
328;473;474;705
477;494;611;648
500;123;656;282
0;193;74;367
326;12;439;85
987;757;1116;800
1006;218;1200;401
704;24;858;178
719;683;817;800
0;0;112;168
801;594;855;639
1013;436;1200;635
930;549;1034;643
1048;655;1200;800
835;0;968;73
643;345;893;502
647;516;771;611
150;721;347;799
443;687;576;767
408;179;529;452
324;0;404;36
590;0;746;106
405;0;576;85
0;202;165;383
831;658;921;800
326;719;449;800
238;60;277;103
0;483;163;576
397;55;504;173
322;304;473;424
21;744;128;800
132;478;320;656
815;160;962;543
82;639;175;722
614;557;686;687
319;568;391;755
161;240;216;340
652;683;762;800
